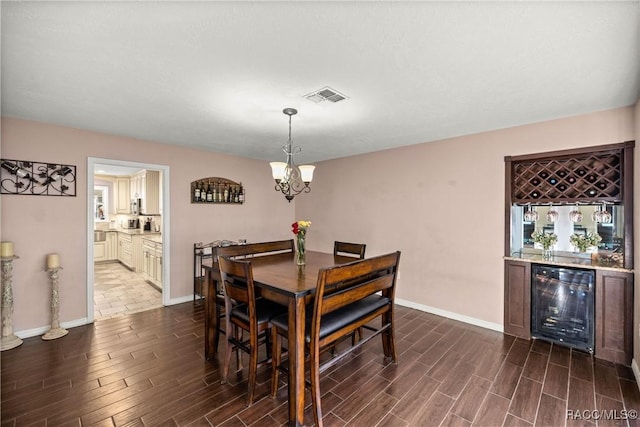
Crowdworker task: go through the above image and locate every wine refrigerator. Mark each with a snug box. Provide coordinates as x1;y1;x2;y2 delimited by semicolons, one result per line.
531;264;595;353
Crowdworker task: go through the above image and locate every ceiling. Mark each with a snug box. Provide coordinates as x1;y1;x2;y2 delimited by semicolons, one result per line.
2;1;639;164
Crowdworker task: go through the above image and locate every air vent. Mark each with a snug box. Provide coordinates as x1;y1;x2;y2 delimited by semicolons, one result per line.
304;86;348;103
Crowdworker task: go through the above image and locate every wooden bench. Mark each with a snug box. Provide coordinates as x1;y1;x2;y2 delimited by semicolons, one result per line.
270;251;401;427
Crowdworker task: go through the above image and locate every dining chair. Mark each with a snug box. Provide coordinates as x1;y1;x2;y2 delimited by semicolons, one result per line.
218;255;287;406
333;240;367;344
333;241;366;259
270;251;401;426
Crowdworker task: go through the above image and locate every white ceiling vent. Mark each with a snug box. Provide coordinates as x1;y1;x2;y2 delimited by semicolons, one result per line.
304;86;348;104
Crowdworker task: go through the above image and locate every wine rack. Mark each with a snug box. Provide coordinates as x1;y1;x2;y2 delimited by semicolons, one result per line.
511;152;622;204
191;177;244;204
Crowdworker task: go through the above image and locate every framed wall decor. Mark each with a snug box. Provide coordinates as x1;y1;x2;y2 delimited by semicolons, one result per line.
0;159;77;196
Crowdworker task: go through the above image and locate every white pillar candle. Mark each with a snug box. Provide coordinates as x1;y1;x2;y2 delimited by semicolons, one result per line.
1;242;14;257
46;253;60;269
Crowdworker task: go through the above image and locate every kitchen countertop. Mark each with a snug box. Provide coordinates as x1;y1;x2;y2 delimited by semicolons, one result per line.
505;250;631;272
142;235;163;244
114;229;162;236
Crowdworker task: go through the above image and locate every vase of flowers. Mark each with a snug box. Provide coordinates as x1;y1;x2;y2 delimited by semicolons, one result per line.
292;220;311;265
570;232;602;253
532;230;558;260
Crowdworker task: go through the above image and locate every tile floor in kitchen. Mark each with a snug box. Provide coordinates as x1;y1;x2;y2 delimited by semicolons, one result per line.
94;262;162;320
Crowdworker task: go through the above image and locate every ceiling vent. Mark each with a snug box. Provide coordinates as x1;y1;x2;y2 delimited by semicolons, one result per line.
304;86;348;104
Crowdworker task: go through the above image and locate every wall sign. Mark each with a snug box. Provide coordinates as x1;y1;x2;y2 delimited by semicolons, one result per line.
0;159;77;196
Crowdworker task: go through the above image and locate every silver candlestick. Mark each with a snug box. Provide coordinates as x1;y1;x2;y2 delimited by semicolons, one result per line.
42;267;68;340
1;255;23;351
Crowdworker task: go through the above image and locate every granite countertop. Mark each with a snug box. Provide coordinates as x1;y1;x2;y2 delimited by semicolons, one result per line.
142;235;163;244
506;250;631;272
116;229;162;236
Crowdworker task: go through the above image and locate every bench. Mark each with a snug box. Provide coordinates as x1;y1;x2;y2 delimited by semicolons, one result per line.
270;250;401;427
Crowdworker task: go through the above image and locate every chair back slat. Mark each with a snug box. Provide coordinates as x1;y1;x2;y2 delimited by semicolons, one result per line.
216;239;294;259
312;251;401;335
218;256;256;313
333;241;366;259
321;275;394;315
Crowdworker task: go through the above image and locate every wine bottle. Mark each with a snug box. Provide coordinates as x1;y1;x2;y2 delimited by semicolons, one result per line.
224;185;229;203
194;183;201;202
206;184;213;202
238;183;244;203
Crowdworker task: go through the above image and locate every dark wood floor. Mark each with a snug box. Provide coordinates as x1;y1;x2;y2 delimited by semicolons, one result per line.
2;301;640;426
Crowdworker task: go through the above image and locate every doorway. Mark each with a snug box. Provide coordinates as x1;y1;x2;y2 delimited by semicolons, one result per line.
87;158;170;322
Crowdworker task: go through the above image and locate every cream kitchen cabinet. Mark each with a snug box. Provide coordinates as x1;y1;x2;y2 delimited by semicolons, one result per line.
131;170;160;215
118;233;133;269
142;238;162;288
94;241;107;262
106;231;118;260
115;177;131;213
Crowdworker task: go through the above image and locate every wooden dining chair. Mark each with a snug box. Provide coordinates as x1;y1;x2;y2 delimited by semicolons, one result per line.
333;241;366;259
270;251;401;426
218;255;287;406
333;240;367;344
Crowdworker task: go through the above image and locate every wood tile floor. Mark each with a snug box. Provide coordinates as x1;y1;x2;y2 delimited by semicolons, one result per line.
2;302;639;426
94;262;162;320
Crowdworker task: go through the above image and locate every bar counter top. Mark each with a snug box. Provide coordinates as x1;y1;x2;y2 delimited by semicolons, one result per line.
505;250;631;273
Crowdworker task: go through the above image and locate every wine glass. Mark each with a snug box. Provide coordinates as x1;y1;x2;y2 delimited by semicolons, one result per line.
524;204;539;222
569;204;583;223
546;206;559;223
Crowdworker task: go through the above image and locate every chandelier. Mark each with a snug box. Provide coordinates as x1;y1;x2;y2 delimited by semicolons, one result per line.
269;108;315;202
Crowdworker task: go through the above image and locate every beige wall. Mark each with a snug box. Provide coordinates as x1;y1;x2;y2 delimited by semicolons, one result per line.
1;106;637;337
296;106;636;327
635;98;640;369
1;117;295;334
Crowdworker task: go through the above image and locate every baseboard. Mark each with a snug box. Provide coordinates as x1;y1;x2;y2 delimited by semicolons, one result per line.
16;317;89;339
632;359;640;392
395;298;504;333
14;294;202;339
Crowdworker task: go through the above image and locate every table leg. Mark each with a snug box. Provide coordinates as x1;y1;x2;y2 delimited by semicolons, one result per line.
288;297;306;426
204;269;219;359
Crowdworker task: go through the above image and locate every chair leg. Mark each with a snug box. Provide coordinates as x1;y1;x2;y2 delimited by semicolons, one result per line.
236;326;243;371
221;325;234;384
310;347;323;427
270;327;281;397
247;327;259;406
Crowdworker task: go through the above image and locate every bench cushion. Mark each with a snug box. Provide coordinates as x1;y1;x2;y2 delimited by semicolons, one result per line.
270;295;390;343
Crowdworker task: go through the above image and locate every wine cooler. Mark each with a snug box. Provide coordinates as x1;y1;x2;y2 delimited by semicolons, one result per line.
531;265;594;353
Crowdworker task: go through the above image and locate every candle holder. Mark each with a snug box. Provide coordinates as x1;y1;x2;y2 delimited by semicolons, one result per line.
42;267;68;340
1;255;23;351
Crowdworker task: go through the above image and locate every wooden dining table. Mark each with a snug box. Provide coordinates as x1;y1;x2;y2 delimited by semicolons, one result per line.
202;250;355;426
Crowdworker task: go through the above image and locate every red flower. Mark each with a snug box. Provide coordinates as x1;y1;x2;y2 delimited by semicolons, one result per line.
291;222;299;235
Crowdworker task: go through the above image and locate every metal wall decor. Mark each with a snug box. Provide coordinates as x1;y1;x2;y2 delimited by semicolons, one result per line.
0;159;76;196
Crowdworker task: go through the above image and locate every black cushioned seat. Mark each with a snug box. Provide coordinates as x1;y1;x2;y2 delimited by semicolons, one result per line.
270;295;389;343
231;299;286;324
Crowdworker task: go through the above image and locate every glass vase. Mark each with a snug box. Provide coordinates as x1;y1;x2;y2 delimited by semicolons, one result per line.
296;233;306;265
542;247;553;260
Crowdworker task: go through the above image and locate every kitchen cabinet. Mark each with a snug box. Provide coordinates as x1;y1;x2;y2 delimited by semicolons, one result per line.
595;270;633;365
118;233;133;269
106;231;118;260
132;170;160;215
115;177;131;214
142;238;162;288
94;242;107;262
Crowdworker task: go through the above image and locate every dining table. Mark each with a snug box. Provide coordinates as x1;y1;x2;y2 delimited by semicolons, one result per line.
202;250;355;426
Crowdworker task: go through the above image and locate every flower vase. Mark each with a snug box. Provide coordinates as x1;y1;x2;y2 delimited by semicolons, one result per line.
296;233;306;265
542;247;553;260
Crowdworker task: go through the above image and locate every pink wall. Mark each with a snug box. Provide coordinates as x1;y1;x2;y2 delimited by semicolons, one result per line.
296;106;636;327
2;107;637;336
1;117;295;333
635;99;640;368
